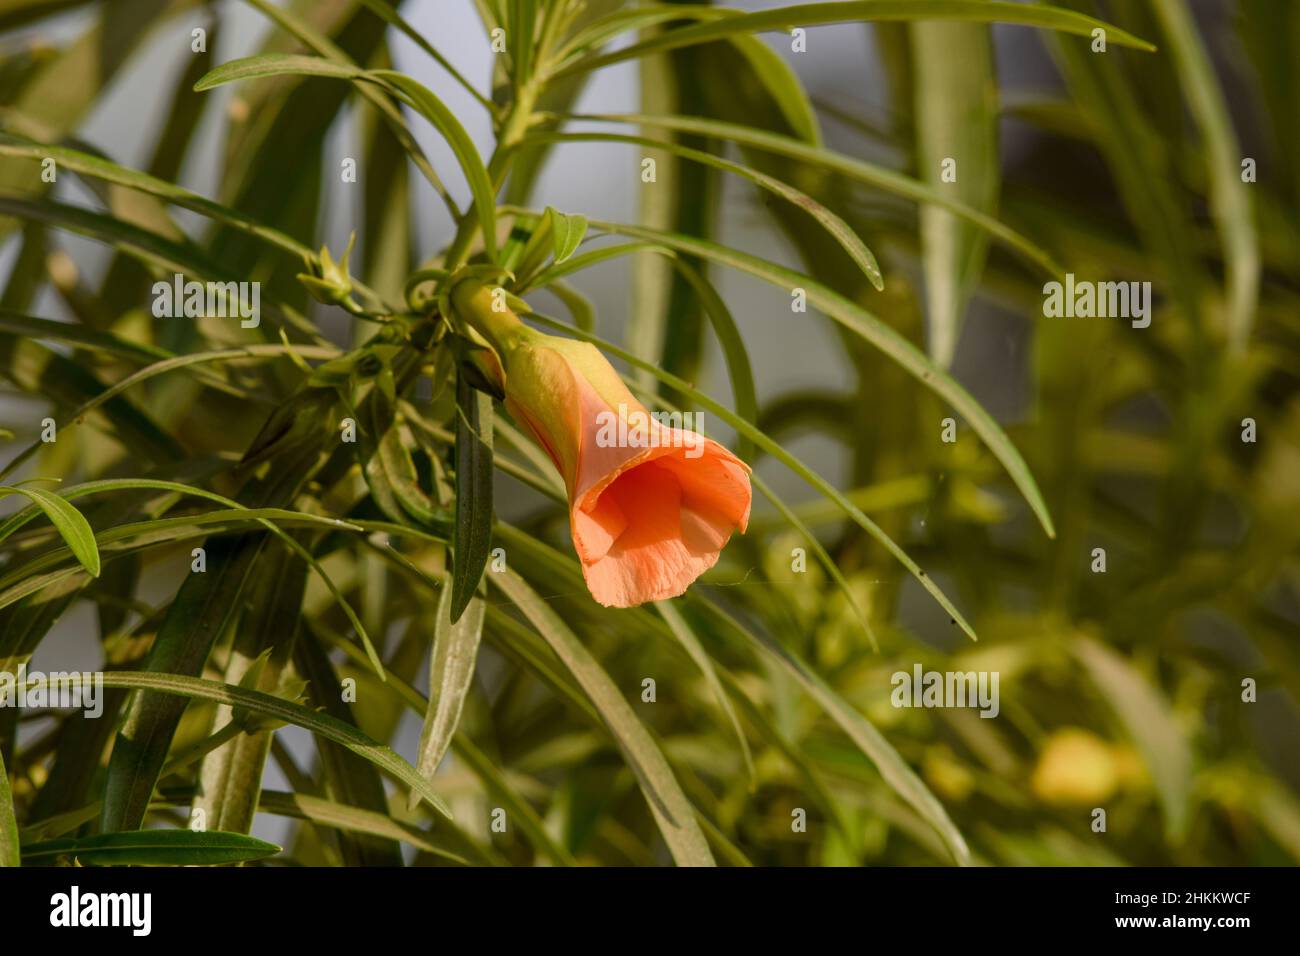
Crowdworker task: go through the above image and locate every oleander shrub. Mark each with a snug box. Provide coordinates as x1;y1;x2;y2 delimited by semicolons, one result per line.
0;0;1296;867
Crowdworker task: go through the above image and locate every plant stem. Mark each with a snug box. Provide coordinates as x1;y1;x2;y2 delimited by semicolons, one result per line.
443;80;542;272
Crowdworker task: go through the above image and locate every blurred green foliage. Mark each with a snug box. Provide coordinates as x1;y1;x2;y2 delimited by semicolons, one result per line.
0;0;1295;867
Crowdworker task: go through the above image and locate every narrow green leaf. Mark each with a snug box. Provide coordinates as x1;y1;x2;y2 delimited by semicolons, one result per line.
255;791;468;864
25;671;455;819
666;257;759;458
0;508;365;613
412;582;486;808
0;127;329;289
451;368;495;623
1152;0;1259;351
693;599;971;865
492;570;715;867
193;50;363;90
240;0;460;217
194;542;304;836
0;344;340;485
752;472;878;651
193;55;498;261
655;600;754;784
100;536;266;833
372;70;499;262
486;523;960;864
911;18;998;367
0;0;198;240
0;746;18;867
0;308;170;361
726;32;821;145
553;1;1155;79
315;619;578;866
528;131;882;289
0;481;383;685
20;829;280;866
358;366;446;529
558;4;730;60
0;194;326;342
294;630;405;865
353;0;494;110
483;522;961;868
0;485;100;577
1073;636;1191;841
546;278;596;333
563;113;1061;277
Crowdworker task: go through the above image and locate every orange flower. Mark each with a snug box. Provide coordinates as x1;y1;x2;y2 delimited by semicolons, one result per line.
452;283;751;607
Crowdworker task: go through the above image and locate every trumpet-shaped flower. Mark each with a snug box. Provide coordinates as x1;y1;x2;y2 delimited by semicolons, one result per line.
452;282;751;607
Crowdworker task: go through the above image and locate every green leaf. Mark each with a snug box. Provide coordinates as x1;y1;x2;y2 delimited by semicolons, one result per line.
0;334;179;468
0;479;384;687
412;581;486;809
546;278;596;333
0;0;202;240
665;258;759;459
1073;636;1191;841
485;524;959;864
557;4;730;60
240;0;459;217
552;1;1156;79
371;70;499;262
725;32;821;145
193;55;499;261
294;629;405;865
0;506;368;613
193;542;304;837
315;614;577;866
0;746;18;867
25;670;455;820
0;308;170;361
254;791;468;865
1048;19;1203;333
911;18;999;367
1152;0;1259;351
100;535;268;833
0;194;325;342
0;484;100;577
0;344;339;485
21;829;281;866
193;50;364;90
451;367;495;623
358;366;445;529
563;113;1061;277
752;472;878;651
655;600;754;784
492;570;715;867
528;131;882;289
548;207;588;264
353;0;494;111
693;599;971;865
